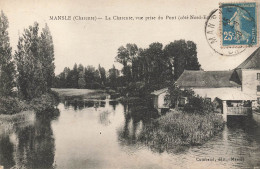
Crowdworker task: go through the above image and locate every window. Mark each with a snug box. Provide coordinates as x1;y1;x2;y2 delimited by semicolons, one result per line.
258;97;260;104
257;85;260;92
257;73;260;80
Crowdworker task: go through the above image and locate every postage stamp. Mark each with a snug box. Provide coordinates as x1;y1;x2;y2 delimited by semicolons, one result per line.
220;2;258;47
205;9;245;56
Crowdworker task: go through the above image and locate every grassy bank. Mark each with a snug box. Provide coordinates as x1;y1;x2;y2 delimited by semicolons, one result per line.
138;110;224;152
52;88;110;100
0;111;35;136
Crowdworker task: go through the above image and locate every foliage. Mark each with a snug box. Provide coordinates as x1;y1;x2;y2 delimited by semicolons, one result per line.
54;64;108;89
0;90;59;115
138;110;224;152
0;97;27;115
164;82;194;108
0;11;16;97
14;22;55;100
54;40;201;95
183;96;214;115
39;24;55;89
29;91;59;113
164;40;201;80
107;64;120;89
165;82;214;115
114;40;201;95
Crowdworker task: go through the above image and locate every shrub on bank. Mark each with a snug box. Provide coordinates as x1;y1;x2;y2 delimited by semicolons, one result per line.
0;91;59;115
138;110;224;152
0;97;28;115
183;96;214;115
29;91;59;113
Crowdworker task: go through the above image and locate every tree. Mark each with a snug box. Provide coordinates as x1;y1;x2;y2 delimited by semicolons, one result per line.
108;65;119;89
115;44;138;83
14;22;55;100
164;82;194;108
65;63;79;88
39;24;55;91
164;40;200;80
146;42;165;87
98;64;106;86
78;64;86;88
0;11;15;97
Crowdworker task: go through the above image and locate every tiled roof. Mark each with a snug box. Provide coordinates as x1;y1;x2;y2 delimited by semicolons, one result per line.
236;47;260;69
176;70;241;88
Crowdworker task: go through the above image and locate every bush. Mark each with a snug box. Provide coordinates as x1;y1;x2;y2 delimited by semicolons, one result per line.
138;110;224;152
29;91;60;113
0;97;28;115
183;96;214;115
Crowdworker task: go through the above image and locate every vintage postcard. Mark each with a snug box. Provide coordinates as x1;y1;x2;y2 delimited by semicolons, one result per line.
0;0;260;169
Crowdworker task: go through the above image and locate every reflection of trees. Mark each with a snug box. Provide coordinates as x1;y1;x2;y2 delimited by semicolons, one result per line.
15;114;55;168
62;98;109;110
109;101;118;110
117;104;158;146
99;110;111;126
0;135;15;169
0;109;60;169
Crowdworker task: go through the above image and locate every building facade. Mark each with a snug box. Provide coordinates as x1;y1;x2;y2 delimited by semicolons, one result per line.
151;47;260;121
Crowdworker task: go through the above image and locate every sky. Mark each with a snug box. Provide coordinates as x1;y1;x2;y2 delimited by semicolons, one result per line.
0;0;259;75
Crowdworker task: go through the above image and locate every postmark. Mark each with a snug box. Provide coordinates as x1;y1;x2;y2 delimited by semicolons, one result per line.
205;9;246;56
220;2;258;47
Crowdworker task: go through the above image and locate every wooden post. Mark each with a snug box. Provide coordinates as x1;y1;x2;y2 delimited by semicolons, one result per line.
222;100;227;122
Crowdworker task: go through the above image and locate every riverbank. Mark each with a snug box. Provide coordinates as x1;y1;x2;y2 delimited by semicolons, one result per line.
52;88;111;100
138;110;224;152
0;91;59;115
0;110;35;136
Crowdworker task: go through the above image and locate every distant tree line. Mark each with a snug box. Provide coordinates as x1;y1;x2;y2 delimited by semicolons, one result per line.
54;41;201;97
53;64;121;89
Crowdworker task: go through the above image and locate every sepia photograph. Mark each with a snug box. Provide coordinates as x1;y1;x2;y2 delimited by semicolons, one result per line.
0;0;260;168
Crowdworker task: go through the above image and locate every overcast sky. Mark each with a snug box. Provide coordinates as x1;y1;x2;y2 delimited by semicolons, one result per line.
1;0;259;75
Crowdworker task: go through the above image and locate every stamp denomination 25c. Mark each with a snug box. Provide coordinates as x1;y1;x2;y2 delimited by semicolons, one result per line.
220;2;258;47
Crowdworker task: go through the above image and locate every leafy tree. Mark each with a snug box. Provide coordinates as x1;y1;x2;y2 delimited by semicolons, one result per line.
78;64;86;88
108;65;119;89
0;11;15;97
14;22;55;100
183;96;214;115
164;40;200;80
66;64;79;88
15;23;42;100
116;46;129;67
39;24;55;90
115;44;138;83
98;64;106;86
164;82;194;108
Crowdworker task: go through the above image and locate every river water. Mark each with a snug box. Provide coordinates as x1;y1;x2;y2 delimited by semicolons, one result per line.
0;97;260;169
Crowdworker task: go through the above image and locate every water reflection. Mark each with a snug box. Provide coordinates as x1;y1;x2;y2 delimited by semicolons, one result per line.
62;99;110;110
0;109;60;169
117;103;159;146
117;106;260;159
0;135;15;169
1;96;260;169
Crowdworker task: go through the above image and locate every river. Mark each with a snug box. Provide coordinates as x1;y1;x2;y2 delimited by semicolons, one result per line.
0;97;260;169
